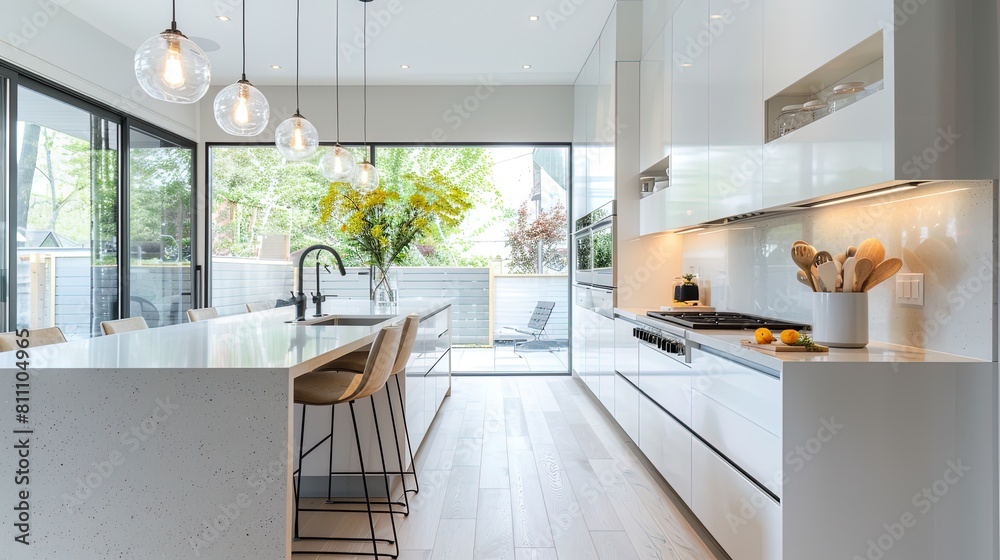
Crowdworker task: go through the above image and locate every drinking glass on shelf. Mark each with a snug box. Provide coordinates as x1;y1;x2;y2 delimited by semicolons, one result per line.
826;82;866;114
801;99;829;124
774;104;805;138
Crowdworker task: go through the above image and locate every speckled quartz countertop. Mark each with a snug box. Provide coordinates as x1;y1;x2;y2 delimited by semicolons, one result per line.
615;307;986;371
0;298;450;376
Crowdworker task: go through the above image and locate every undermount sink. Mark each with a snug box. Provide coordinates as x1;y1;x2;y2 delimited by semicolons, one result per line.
301;315;395;327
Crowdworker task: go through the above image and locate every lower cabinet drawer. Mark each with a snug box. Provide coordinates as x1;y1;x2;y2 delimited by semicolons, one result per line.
614;374;639;443
600;372;616;414
638;394;692;506
692;390;782;498
692;438;781;560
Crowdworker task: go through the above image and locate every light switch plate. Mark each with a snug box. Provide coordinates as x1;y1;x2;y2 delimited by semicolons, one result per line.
896;273;924;306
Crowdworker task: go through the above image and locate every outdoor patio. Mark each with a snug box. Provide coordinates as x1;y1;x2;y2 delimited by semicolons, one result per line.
451;341;570;374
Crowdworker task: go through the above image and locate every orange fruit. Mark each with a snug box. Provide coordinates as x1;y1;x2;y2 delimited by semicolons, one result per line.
754;328;775;344
780;329;801;345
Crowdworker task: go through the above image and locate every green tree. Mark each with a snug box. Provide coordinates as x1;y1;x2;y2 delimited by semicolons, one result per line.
505;201;568;274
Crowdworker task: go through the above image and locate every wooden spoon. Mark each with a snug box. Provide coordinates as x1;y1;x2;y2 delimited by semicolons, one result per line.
818;261;839;293
846;245;857;259
861;257;903;292
814;251;834;268
796;270;813;289
852;258;874;293
855;238;885;266
791;244;819;291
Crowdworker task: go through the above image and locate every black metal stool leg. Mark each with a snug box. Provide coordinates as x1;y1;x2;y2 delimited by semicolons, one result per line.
326;405;335;503
383;383;411;514
370;396;401;558
294;404;308;540
350;400;383;559
395;375;419;494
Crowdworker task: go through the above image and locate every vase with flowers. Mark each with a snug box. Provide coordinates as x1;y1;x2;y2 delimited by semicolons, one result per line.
319;170;473;303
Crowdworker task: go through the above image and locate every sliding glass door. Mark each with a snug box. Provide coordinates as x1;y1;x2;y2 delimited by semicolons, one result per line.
128;127;194;327
15;84;120;338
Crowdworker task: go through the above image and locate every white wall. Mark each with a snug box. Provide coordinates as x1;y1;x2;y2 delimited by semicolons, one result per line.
198;84;574;144
0;1;198;139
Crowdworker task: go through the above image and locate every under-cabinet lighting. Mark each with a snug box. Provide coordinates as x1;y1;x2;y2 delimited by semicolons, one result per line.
805;185;919;208
676;227;706;235
865;187;970;207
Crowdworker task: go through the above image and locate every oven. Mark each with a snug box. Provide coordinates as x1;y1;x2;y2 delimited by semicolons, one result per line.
573;201;616;291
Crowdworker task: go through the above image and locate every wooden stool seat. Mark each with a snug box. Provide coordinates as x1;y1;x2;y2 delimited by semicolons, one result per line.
0;327;66;351
293;370;364;406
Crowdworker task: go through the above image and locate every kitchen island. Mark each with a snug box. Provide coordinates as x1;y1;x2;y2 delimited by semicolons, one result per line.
0;298;452;560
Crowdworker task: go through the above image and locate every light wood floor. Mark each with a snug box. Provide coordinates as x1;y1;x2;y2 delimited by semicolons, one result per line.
293;376;726;560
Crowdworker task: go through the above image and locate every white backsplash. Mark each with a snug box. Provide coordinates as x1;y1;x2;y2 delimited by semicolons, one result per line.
681;181;997;360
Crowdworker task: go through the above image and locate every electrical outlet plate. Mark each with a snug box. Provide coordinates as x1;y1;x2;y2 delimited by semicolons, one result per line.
896;273;924;306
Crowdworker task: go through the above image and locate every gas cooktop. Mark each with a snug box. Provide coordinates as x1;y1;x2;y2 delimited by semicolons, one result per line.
646;311;811;331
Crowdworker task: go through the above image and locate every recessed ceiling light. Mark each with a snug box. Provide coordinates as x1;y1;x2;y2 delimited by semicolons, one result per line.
528;15;539;21
709;14;724;19
270;65;282;70
680;63;693;67
216;15;231;22
522;65;532;69
400;65;410;69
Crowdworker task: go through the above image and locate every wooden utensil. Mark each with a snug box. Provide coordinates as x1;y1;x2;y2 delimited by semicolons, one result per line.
861;257;903;292
796;270;814;289
791;244;819;291
855;238;885;266
814;251;834;267
834;251;847;265
846;245;857;259
818;261;839;293
842;257;857;293
901;248;928;275
852;258;874;293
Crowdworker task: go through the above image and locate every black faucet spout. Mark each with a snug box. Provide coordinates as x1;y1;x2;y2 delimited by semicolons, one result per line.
294;244;347;321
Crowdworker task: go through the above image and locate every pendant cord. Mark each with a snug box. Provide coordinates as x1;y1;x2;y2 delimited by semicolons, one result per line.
363;3;368;151
241;0;247;79
335;0;340;142
171;0;177;30
295;0;301;114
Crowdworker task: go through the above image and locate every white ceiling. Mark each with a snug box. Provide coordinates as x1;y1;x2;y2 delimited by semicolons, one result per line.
64;0;616;86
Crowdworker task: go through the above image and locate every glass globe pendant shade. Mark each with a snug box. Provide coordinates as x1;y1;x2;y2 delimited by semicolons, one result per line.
275;113;319;161
320;145;358;182
214;79;270;136
134;30;212;103
353;161;380;193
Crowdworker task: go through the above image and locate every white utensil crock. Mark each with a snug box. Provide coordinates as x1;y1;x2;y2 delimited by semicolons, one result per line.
812;292;868;348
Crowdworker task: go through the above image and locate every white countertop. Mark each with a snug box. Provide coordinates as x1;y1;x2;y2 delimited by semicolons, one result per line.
615;307;986;369
0;298;450;375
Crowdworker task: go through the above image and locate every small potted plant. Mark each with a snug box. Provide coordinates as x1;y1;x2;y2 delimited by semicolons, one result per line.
674;273;700;303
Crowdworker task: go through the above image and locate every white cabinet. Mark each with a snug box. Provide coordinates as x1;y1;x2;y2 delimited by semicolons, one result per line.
707;0;763;221
642;0;678;58
639;189;670;237
639;26;669;173
614;375;639;443
762;0;887;98
666;0;709;229
613;318;639;385
691;438;781;560
639;394;692;506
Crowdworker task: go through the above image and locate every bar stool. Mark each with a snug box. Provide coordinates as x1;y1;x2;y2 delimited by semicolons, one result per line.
100;317;148;335
318;314;421;513
292;324;402;558
0;327;67;351
186;307;219;322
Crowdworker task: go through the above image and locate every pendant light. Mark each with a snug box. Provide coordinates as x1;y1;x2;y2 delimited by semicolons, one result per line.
134;0;212;104
353;0;380;192
319;0;358;182
214;0;270;136
275;0;319;161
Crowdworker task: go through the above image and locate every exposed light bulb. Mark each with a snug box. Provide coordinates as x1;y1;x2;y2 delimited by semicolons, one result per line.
292;119;305;150
163;38;186;88
234;83;250;124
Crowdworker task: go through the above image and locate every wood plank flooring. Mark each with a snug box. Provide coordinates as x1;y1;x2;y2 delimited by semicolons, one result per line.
293;376;725;560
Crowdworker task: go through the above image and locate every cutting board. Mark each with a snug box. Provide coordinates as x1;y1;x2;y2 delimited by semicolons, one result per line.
660;304;716;312
740;340;829;353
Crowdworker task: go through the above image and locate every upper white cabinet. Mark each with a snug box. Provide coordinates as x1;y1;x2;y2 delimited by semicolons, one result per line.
707;0;763;222
666;0;710;229
642;0;679;57
639;25;670;174
762;0;888;98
